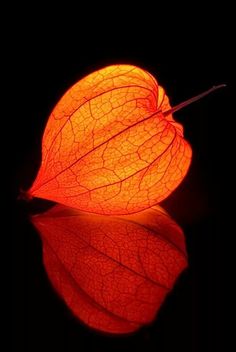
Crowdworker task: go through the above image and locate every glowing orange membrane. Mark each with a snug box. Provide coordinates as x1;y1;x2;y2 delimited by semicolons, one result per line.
28;65;224;215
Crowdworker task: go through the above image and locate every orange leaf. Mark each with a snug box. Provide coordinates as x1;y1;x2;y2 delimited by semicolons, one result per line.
32;204;187;334
28;65;224;214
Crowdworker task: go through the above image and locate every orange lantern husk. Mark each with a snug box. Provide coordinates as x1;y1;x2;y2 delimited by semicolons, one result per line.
28;65;224;215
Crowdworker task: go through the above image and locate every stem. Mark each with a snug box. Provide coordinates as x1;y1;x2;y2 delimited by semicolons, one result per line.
163;84;226;117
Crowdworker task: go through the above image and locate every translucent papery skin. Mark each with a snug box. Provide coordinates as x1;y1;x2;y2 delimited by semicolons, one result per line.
32;204;188;334
29;65;192;215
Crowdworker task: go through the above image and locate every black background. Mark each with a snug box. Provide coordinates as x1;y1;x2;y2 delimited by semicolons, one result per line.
11;14;231;352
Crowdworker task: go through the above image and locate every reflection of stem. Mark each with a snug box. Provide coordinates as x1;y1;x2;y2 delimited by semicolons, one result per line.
17;188;33;201
163;84;227;117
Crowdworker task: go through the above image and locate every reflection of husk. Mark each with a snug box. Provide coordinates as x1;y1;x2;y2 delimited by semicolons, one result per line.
32;204;187;334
